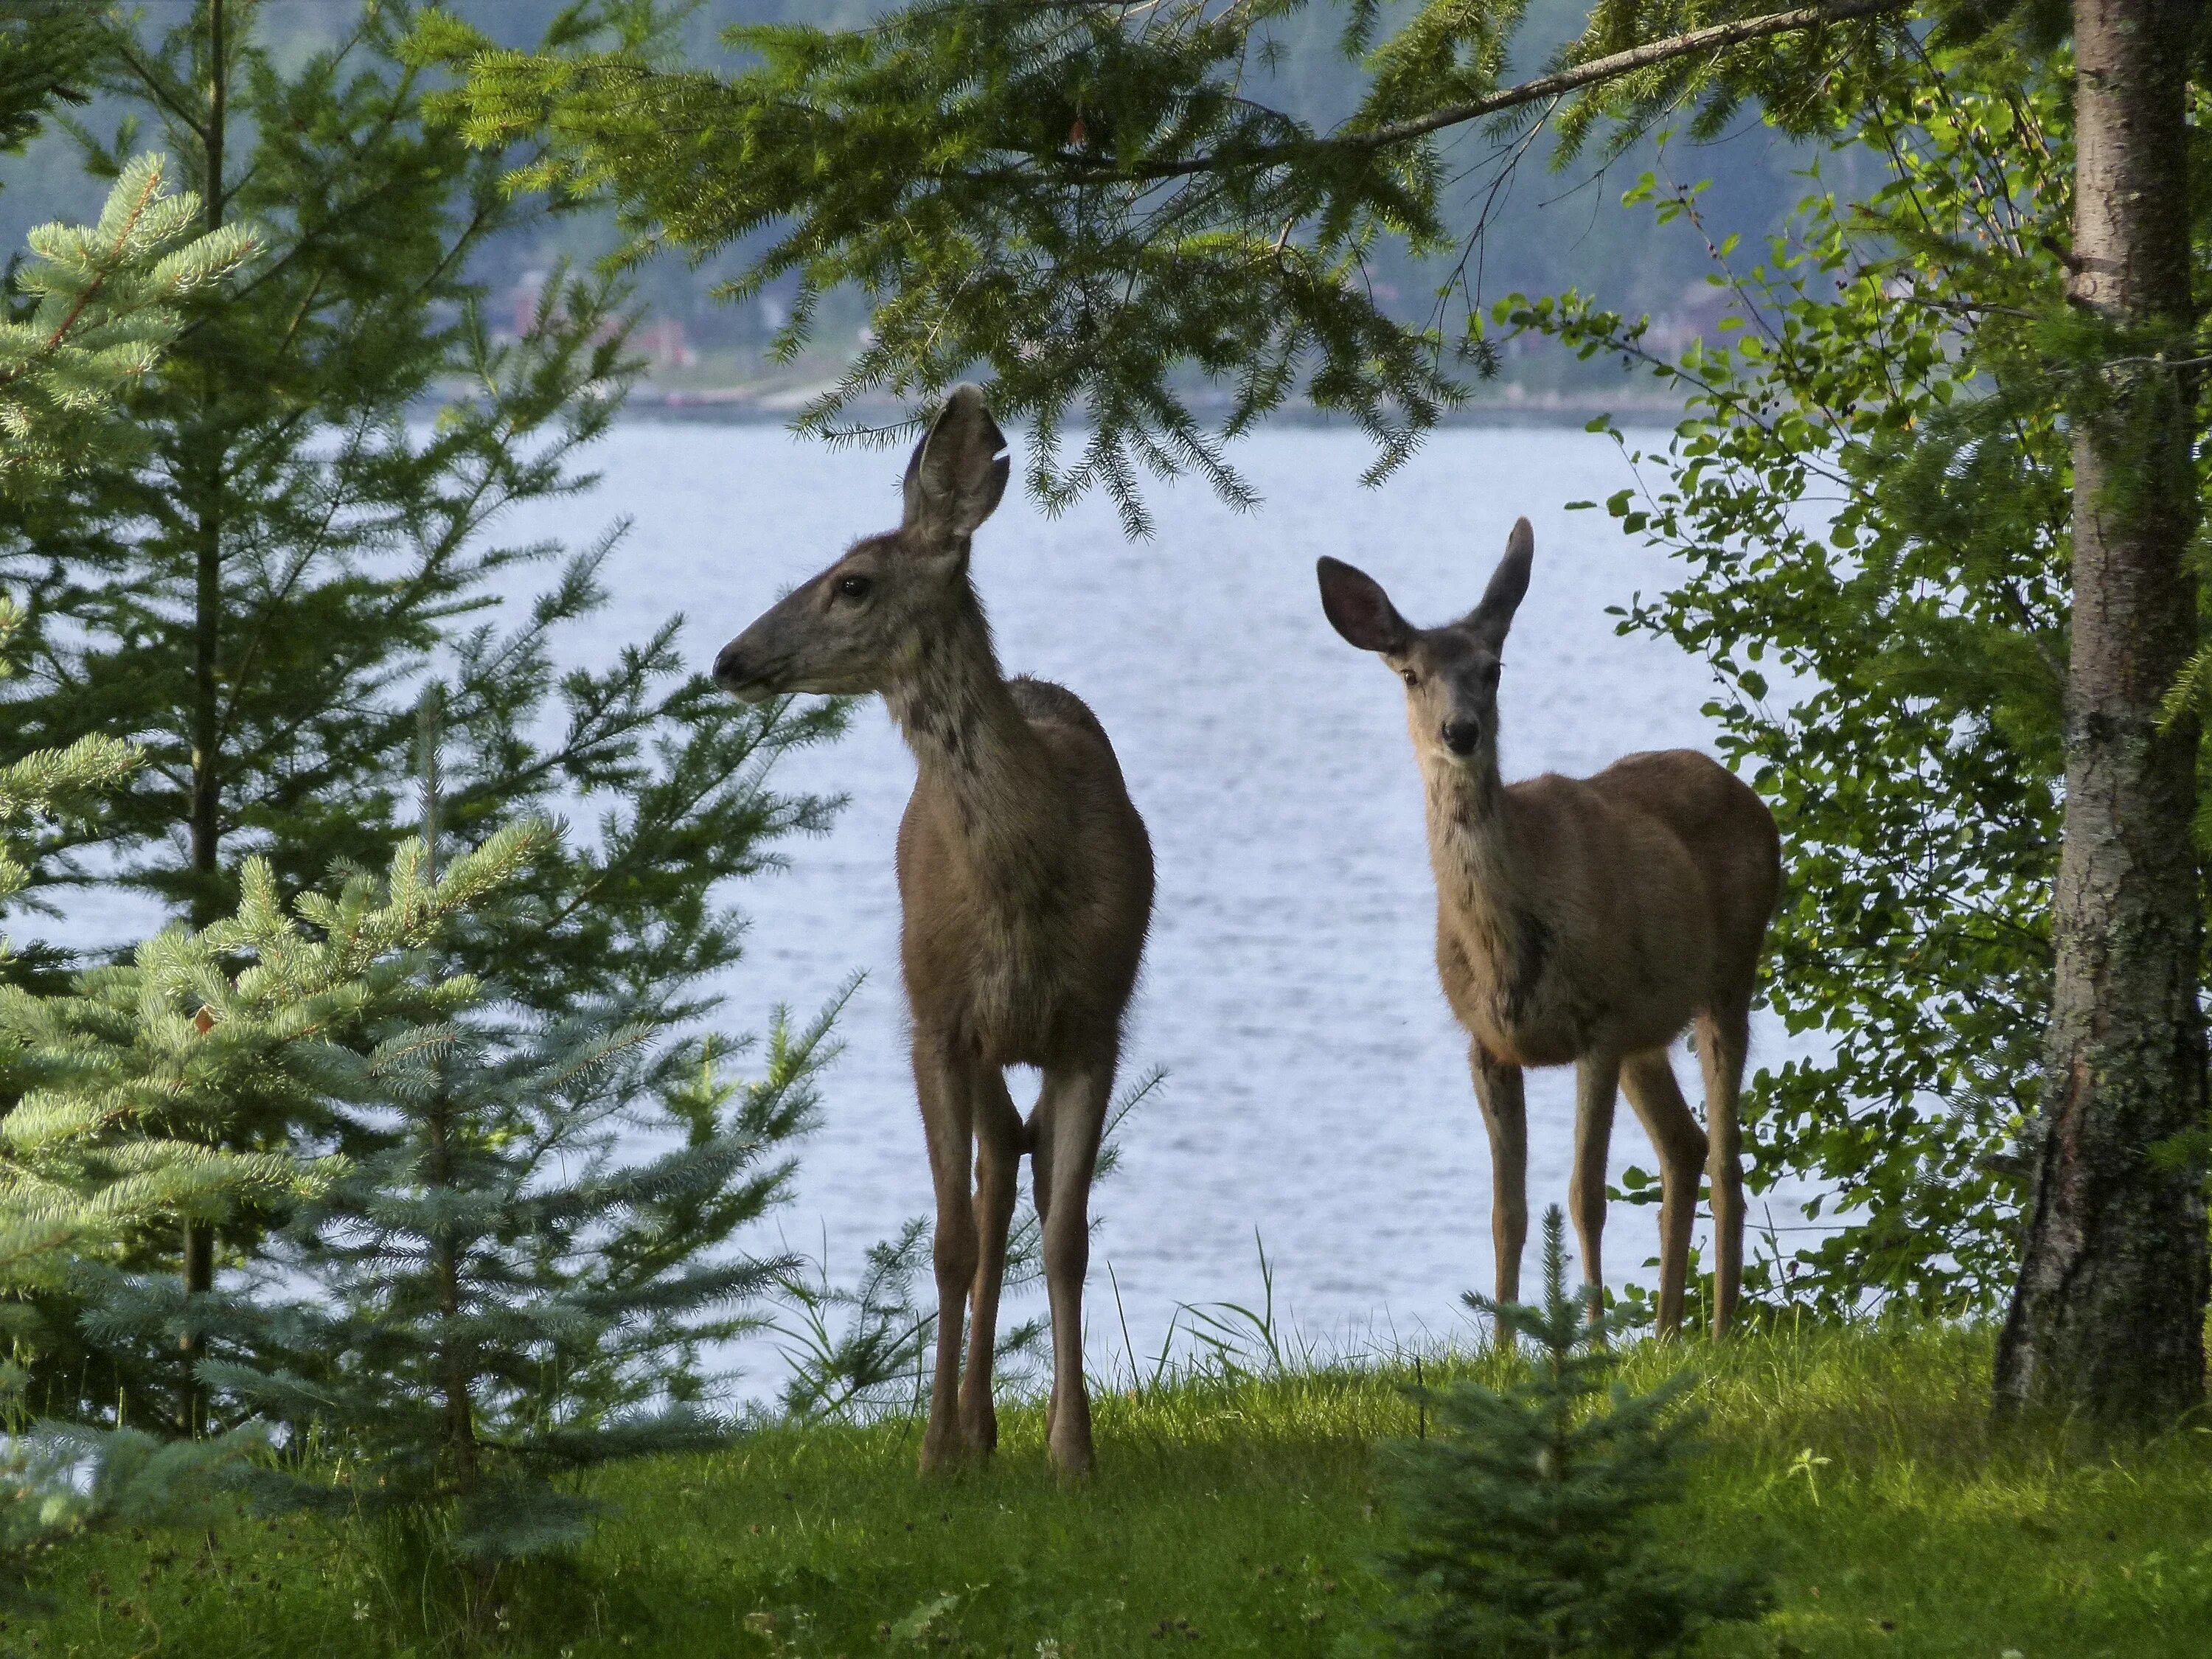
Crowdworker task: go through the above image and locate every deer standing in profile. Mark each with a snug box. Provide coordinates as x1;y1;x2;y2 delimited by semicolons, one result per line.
714;386;1153;1477
1317;520;1779;1335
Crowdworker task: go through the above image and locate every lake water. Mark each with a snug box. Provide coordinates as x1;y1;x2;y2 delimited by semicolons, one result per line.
499;420;1827;1386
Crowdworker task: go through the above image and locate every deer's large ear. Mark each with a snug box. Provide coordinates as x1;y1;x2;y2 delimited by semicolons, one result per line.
1467;517;1533;644
1317;557;1411;655
902;384;1011;545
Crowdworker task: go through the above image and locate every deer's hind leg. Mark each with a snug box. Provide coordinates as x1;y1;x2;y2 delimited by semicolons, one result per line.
959;1067;1023;1455
1468;1042;1528;1326
1696;1000;1753;1337
1030;1053;1112;1479
914;1034;983;1473
1570;1054;1622;1322
1029;1092;1059;1445
1621;1046;1709;1336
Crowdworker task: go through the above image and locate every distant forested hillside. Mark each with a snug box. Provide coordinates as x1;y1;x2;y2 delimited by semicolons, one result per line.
0;1;1861;400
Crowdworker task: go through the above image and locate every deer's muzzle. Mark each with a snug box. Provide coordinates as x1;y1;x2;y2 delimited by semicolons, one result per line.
714;638;779;702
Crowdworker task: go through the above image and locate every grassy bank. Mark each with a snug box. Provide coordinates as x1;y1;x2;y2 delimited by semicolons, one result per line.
27;1324;2212;1658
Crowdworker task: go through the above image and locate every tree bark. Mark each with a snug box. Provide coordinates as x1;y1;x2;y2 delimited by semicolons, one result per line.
189;0;227;937
179;0;228;1439
1994;0;2208;1427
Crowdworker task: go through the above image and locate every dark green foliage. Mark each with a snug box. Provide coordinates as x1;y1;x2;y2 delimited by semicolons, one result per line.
1376;1208;1769;1658
0;1;1856;392
437;0;1462;531
1496;47;2129;1318
1;0;849;1001
0;1;91;164
0;600;132;925
1;1;643;936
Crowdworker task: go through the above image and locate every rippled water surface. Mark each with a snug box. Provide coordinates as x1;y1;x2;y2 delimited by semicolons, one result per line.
495;420;1826;1380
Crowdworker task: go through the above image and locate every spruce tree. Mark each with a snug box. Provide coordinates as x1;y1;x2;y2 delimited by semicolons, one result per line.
0;0;734;939
184;690;832;1610
0;586;258;1601
1377;1208;1768;1659
0;13;500;1587
0;103;305;1591
0;0;844;1428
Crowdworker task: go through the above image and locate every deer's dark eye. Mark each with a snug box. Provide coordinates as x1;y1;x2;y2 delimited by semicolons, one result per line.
1400;669;1420;688
836;574;872;601
1483;661;1502;687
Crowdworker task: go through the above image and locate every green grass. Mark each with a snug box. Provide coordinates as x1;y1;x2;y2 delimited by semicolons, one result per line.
25;1323;2212;1658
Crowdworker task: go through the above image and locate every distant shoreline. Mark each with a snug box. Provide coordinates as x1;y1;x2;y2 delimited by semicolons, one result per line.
608;384;1688;429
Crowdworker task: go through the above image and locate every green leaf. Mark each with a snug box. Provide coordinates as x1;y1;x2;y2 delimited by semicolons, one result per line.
888;1593;963;1643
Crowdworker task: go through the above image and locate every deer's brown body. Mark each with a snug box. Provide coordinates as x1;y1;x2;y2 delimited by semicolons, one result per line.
1321;522;1779;1335
895;669;1150;1071
716;387;1151;1475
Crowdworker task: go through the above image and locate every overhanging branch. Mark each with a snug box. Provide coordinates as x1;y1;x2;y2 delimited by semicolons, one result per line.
1344;0;1916;150
1062;0;1916;181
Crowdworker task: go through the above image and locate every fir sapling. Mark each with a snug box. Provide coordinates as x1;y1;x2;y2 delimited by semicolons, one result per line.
1374;1207;1770;1658
0;824;534;1603
195;689;834;1608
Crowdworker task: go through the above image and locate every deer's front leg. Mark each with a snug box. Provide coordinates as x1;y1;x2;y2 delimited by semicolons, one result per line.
1571;1054;1622;1323
1032;1054;1112;1479
1469;1041;1528;1328
914;1034;980;1474
959;1068;1023;1454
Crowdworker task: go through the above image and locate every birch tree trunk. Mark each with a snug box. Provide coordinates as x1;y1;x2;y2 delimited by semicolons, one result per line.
1994;0;2208;1427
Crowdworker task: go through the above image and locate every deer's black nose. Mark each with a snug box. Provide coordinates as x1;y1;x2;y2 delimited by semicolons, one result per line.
713;639;750;691
1441;717;1481;756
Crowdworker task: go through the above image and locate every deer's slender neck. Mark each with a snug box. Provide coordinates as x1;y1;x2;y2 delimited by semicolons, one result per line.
1425;748;1517;928
883;575;1055;857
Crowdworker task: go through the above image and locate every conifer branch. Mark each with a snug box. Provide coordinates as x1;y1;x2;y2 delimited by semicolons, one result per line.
1064;0;1915;180
1350;0;1910;142
0;152;255;485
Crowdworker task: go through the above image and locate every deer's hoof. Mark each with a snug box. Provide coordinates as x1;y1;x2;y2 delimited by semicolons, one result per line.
1047;1400;1094;1482
918;1426;973;1477
958;1400;999;1454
